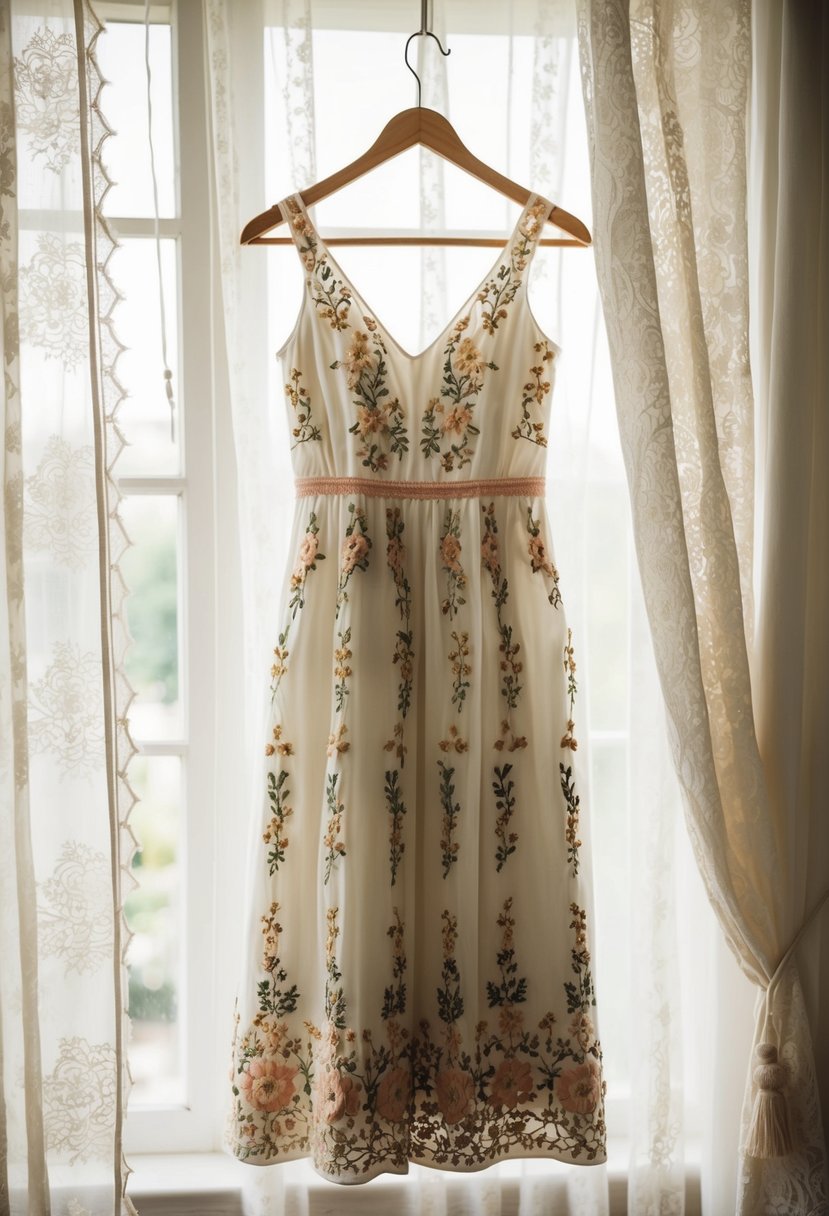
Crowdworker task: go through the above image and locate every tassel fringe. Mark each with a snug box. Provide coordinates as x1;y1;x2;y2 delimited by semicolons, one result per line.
745;1043;794;1158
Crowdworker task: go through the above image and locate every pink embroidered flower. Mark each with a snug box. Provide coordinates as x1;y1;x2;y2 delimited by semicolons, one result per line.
489;1057;533;1109
375;1066;411;1123
386;535;404;575
454;337;485;379
297;533;319;569
557;1060;601;1114
239;1058;297;1113
569;1012;595;1053
440;532;463;573
440;405;473;436
341;533;369;574
318;1066;361;1123
481;531;499;575
435;1067;474;1125
528;534;554;575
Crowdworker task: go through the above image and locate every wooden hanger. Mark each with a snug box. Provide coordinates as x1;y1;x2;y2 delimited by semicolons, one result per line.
240;9;591;250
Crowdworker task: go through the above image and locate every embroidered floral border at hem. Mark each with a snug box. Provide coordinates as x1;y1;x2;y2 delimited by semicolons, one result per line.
294;476;547;499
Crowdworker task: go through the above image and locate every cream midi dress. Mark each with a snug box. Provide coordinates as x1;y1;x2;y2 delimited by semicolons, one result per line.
225;190;607;1183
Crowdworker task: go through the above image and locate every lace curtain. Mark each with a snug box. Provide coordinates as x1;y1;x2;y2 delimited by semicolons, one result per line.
576;1;828;1213
0;1;135;1212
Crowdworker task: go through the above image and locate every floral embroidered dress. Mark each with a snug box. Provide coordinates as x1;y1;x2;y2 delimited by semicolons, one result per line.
225;190;607;1183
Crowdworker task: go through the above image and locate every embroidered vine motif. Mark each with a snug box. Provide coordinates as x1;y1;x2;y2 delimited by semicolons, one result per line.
271;514;326;700
438;762;461;878
420;319;498;471
331;322;409;471
333;627;353;713
512;340;555;446
385;770;407;886
560;629;578;750
526;506;562;607
285;367;322;447
324;907;346;1029
560;764;582;877
448;630;471;711
481;502;527;752
263;751;293;875
323;773;346;883
335;503;371;618
492;764;518;871
439;508;467;618
258;903;300;1018
383;507;414;766
476;199;547;334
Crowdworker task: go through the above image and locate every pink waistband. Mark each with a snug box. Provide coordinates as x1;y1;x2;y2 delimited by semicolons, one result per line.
294;475;546;500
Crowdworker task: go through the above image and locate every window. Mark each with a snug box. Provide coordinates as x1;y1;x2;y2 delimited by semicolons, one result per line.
100;0;709;1167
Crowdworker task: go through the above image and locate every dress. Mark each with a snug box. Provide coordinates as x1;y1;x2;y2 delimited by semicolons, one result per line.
225;190;607;1183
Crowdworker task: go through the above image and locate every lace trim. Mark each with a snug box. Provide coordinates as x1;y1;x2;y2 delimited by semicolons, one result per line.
294;476;547;500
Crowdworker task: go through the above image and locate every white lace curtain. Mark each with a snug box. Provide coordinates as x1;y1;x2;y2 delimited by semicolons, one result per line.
0;1;135;1212
576;1;829;1213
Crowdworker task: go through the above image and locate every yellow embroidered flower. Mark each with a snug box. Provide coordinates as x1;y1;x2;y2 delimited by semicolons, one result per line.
454;337;484;378
342;330;372;388
327;723;350;757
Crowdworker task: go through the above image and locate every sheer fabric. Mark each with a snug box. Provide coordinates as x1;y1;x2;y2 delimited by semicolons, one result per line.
0;1;135;1213
576;0;828;1211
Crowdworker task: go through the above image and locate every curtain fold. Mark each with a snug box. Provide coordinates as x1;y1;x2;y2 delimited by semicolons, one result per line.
575;0;828;1211
0;2;135;1212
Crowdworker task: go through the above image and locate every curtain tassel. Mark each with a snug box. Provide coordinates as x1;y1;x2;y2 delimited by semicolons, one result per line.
744;1043;793;1158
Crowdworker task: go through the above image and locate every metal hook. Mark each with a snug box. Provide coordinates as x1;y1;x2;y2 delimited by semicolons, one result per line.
404;0;451;108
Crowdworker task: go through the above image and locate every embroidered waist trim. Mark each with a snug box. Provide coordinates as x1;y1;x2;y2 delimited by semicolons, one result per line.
294;476;546;500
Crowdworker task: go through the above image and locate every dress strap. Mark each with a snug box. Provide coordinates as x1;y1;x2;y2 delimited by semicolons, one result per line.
506;192;554;281
278;193;321;272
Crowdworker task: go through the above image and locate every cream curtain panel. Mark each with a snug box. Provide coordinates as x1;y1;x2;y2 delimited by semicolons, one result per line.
0;1;135;1213
576;1;828;1214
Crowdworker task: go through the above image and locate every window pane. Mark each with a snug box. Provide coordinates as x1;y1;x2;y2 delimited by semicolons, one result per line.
120;494;182;740
111;237;180;476
98;21;176;218
126;753;184;1106
586;480;630;731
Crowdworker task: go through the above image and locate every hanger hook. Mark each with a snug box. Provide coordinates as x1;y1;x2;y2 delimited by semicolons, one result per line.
404;0;451;108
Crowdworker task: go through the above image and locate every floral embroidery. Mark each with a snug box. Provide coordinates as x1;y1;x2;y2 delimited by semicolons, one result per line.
272;514;325;700
421;318;498;470
438;507;467;618
486;898;528;1007
24;437;95;568
13;29;79;174
326;722;350;757
439;724;468;753
512;340;555;446
20;234;87;368
492;764;518;871
324;906;346;1029
333;328;408;471
383;507;414;765
37;840;111;974
476;200;546;334
241;1058;299;1113
560;629;578;750
560;764;582;876
557;1060;602;1114
28;641;103;775
448;630;471;710
438;761;461;877
333;627;352;712
263;766;292;874
335;503;371;617
285;367;322;446
323;773;346;883
385;769;407;886
481;503;527;751
526;507;562;607
43;1037;115;1164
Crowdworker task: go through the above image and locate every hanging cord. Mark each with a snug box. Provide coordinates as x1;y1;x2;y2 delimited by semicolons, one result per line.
144;1;175;441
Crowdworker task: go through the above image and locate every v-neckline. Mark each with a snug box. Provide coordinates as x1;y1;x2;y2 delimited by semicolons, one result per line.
290;191;547;363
